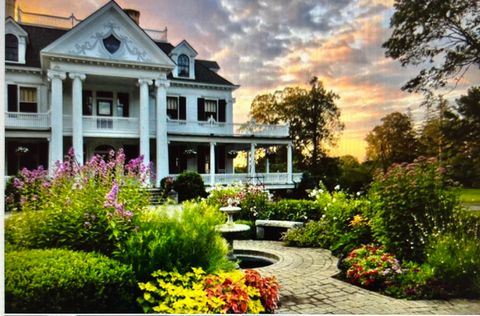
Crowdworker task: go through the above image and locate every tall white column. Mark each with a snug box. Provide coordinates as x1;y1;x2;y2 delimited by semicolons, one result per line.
250;143;256;184
47;70;66;174
155;78;170;187
287;143;293;183
138;79;153;167
266;157;270;174
210;142;216;186
69;73;86;164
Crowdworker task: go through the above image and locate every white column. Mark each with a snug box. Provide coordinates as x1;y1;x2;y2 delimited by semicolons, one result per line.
287;143;293;183
210;142;216;186
266;157;270;174
47;70;66;174
69;73;86;164
155;78;170;187
138;79;153;166
250;143;256;184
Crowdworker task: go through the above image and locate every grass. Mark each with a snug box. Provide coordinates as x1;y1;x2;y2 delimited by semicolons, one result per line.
458;188;480;204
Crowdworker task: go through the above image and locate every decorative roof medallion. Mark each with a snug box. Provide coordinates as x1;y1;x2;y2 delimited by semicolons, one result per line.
103;34;121;54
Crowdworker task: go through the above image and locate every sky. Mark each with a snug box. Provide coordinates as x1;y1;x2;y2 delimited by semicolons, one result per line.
16;0;479;161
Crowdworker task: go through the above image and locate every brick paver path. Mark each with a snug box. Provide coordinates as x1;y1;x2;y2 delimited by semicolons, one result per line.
235;240;480;314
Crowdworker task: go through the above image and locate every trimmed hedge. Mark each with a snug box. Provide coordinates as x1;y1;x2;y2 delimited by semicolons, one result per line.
259;199;322;221
5;249;138;313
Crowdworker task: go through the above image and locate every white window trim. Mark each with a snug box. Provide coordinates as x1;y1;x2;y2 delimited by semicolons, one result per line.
204;98;218;122
11;85;39;113
167;96;180;120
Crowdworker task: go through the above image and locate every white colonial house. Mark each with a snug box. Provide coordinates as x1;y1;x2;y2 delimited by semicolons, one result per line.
4;0;301;189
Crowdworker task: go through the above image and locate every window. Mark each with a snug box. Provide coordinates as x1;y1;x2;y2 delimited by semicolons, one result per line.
178;54;189;77
167;97;179;119
5;34;18;61
205;99;217;121
19;87;37;112
103;34;121;54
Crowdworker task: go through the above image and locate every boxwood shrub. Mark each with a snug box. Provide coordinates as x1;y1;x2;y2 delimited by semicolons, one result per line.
259;199;322;221
5;249;138;313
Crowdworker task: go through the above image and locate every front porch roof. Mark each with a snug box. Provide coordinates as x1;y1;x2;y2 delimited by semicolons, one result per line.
167;133;292;145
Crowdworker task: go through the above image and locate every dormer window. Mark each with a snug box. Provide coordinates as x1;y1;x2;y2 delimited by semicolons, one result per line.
6;34;18;61
178;54;189;77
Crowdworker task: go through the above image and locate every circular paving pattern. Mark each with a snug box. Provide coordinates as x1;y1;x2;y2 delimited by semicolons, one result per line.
235;240;480;314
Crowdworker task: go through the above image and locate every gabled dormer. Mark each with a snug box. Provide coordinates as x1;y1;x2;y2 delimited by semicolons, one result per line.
170;40;197;80
5;17;28;64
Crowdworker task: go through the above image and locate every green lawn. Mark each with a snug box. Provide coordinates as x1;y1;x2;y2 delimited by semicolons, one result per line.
458;188;480;204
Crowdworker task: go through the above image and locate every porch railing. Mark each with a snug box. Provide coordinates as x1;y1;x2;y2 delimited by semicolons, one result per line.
63;115;139;136
5;111;51;129
165;120;290;138
169;172;303;186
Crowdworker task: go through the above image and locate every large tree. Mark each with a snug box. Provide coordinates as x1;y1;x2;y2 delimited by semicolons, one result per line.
250;77;344;171
365;112;418;172
383;0;480;92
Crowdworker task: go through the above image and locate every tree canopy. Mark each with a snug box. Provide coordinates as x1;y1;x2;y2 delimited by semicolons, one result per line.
383;0;480;92
250;77;344;171
365;112;418;172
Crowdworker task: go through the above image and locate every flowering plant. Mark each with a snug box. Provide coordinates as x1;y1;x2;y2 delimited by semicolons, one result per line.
183;148;197;157
138;268;279;314
343;245;403;289
15;146;30;154
5;148;150;255
206;183;270;220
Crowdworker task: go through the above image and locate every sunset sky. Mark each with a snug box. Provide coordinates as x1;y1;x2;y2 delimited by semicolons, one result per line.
17;0;478;160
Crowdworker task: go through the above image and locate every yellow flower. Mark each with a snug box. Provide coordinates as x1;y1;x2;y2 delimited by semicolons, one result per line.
350;214;367;227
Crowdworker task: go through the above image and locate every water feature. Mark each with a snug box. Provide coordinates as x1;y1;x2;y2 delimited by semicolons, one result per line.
217;199;251;263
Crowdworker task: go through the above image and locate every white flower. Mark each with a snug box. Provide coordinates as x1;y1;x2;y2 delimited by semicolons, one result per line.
334;184;340;190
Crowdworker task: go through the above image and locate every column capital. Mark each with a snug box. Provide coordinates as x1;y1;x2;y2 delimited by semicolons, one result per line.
69;72;86;81
155;78;170;89
47;70;66;81
138;78;153;86
210;142;216;146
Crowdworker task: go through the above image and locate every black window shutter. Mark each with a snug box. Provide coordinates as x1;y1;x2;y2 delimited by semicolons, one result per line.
118;92;129;117
218;99;226;122
179;96;186;120
197;98;205;121
7;84;18;112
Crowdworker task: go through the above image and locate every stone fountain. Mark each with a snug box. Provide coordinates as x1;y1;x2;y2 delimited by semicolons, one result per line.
217;199;250;262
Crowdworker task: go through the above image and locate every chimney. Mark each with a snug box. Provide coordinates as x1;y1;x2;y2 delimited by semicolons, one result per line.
6;0;16;19
124;9;140;25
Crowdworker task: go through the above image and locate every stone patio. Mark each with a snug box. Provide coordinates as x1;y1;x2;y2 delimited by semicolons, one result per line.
235;240;480;314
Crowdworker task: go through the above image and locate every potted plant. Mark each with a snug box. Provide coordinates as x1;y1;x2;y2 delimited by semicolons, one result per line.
227;150;238;159
183;148;197;159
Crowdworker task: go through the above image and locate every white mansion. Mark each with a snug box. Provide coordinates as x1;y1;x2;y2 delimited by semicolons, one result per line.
4;0;301;188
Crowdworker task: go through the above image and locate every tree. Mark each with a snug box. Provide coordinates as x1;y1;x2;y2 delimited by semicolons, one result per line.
383;0;480;92
365;112;418;172
250;77;344;171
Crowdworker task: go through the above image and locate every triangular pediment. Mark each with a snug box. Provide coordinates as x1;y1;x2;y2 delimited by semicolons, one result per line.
170;40;198;58
41;1;174;68
6;17;28;38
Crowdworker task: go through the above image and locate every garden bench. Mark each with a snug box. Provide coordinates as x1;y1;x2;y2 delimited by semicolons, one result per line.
255;220;304;240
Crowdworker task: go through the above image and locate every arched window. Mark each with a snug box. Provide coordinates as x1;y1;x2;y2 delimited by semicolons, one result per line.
178;54;189;77
6;34;18;61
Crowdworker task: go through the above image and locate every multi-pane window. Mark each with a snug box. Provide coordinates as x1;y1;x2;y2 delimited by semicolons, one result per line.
167;97;179;119
5;34;18;61
19;87;37;113
178;54;189;77
205;99;217;121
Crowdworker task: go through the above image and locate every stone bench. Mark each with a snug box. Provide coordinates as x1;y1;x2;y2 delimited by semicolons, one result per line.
255;220;304;240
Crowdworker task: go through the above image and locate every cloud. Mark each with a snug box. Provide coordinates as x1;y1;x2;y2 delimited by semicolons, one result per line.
18;0;477;161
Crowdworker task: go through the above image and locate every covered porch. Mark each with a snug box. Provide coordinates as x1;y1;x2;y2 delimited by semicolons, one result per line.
166;134;302;189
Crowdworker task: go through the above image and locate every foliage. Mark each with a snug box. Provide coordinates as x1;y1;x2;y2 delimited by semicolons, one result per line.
259;199;322;221
424;232;480;297
250;77;344;171
368;157;458;262
383;0;480;92
115;201;234;281
343;245;403;290
337;155;373;193
173;172;207;202
458;188;480;203
5;149;149;255
283;185;373;255
5;166;49;212
206;183;270;220
365;112;418;172
159;176;175;200
5;249;137;313
137;268;279;314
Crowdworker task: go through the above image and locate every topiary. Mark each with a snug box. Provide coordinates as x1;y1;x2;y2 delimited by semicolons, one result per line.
5;248;138;313
173;172;207;202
